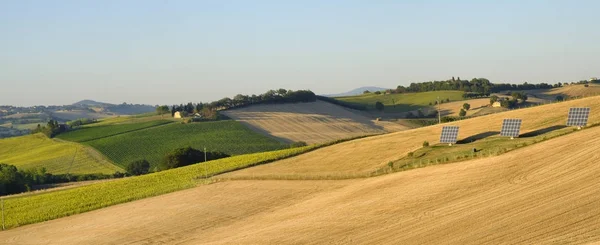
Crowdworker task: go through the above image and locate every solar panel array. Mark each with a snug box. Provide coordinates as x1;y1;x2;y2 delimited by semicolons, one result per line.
566;107;591;127
440;126;459;144
500;119;522;138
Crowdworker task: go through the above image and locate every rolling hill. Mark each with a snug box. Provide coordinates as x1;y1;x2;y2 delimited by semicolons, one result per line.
334;90;466;113
221;100;408;144
0;134;122;174
2;95;600;243
224;96;600;178
60;120;291;168
2;121;600;244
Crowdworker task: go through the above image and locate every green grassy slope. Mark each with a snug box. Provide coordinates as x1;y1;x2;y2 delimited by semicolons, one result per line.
83;120;289;168
335;91;465;112
0;134;123;174
57;120;173;142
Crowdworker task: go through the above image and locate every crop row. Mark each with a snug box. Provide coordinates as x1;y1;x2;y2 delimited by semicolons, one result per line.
84;120;289;168
57;120;173;142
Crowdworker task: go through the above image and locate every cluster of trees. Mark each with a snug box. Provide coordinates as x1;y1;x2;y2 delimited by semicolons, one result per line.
125;147;231;176
462;92;490;99
30;120;67;138
163;89;316;119
158;147;229;171
489;92;529;108
66;118;97;127
428;98;451;106
392;77;561;95
0;164;120;195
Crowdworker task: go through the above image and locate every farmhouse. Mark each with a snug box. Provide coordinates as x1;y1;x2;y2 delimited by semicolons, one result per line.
173;111;183;118
492;101;502;108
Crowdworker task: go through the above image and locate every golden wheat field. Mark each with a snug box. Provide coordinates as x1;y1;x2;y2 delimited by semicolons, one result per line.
2;122;600;244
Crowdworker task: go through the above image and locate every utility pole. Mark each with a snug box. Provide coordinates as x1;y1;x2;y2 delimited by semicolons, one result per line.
1;198;4;230
437;96;441;124
203;146;207;179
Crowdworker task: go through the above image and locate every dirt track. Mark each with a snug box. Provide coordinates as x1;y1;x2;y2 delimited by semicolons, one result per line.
2;124;600;244
221;100;408;144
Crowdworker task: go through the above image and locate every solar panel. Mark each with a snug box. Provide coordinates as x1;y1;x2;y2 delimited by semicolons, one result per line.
566;107;591;127
500;119;522;138
440;126;459;144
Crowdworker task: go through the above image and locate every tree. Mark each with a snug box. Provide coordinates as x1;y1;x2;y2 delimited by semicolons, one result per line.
462;103;471;110
363;90;371;94
374;91;381;95
556;95;564;101
490;95;499;105
459;109;467;117
375;101;384;111
0;163;25;195
126;160;150;176
156;105;170;116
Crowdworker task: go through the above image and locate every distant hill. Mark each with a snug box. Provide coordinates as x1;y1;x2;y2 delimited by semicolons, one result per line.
72;100;156;115
72;100;111;107
323;86;389;97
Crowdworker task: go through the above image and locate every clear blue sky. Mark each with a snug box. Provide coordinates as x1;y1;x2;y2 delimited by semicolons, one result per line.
1;0;599;106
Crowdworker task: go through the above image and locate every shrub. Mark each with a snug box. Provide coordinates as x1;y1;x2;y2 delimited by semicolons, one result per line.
126;160;151;176
462;103;471;110
423;141;430;147
407;152;414;157
555;95;564;101
459;109;467;117
290;141;308;148
374;91;382;95
375;101;384;111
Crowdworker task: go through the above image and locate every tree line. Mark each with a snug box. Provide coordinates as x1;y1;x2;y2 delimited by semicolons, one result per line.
0;164;122;196
158;89;317;117
392;77;562;95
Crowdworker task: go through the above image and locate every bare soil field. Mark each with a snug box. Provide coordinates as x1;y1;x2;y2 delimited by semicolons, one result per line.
221;100;408;144
225;96;600;177
3;126;600;244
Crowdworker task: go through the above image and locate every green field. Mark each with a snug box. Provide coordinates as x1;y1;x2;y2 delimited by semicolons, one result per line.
2;146;316;229
335;91;465;112
57;120;174;142
79;120;289;168
0;134;123;174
